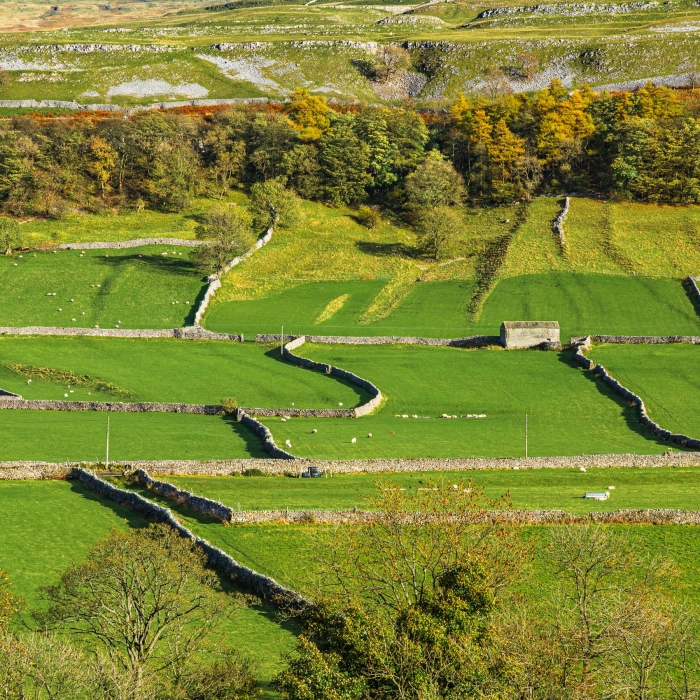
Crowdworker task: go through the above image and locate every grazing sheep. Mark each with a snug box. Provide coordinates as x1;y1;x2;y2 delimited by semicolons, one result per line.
285;439;292;447
579;467;586;472
312;429;317;434
351;438;357;444
367;433;372;438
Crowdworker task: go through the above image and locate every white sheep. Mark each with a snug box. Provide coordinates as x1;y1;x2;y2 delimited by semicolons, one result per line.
367;433;372;438
285;439;292;447
351;438;357;444
312;429;317;434
339;402;343;406
579;467;586;472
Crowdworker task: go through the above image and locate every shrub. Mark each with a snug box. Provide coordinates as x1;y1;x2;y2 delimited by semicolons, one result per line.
221;397;238;414
242;468;265;477
356;205;381;230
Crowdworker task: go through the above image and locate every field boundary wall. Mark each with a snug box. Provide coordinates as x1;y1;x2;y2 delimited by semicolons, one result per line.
553;196;569;250
227;508;700;526
573;337;700;450
69;468;310;607
129;468;234;522
281;336;384;417
7;451;700;480
193;227;273;327
0;97;278;113
57;239;205;250
0;398;223;414
577;335;700;344
257;333;500;348
236;409;297;459
0;326;242;340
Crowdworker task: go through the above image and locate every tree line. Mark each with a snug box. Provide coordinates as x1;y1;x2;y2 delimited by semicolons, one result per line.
1;83;700;263
3;483;700;699
1;83;699;216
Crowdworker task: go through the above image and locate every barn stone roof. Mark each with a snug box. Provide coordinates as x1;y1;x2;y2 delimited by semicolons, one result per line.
501;321;560;329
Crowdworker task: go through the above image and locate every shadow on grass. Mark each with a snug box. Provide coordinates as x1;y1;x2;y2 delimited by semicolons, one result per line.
262;347;373;408
184;279;212;325
67;479;150;529
97;251;201;278
682;278;700;321
223;414;269;457
355;240;422;259
557;349;682;451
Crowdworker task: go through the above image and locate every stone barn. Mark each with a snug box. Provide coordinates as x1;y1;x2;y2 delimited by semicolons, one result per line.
500;321;560;349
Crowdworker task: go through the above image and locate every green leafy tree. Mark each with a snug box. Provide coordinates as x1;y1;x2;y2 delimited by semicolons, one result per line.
37;525;233;697
318;123;372;205
275;479;529;700
0;216;24;255
354;110;398;189
192;204;255;275
250;176;301;230
416;205;463;260
404;150;464;210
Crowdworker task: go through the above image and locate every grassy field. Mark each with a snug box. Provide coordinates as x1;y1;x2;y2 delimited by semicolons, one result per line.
0;245;206;329
0;410;265;461
168;465;700;513
163;514;700;605
206;198;700;339
589;344;700;439
0;336;366;406
0;480;296;696
259;344;668;459
21;209;200;245
206;274;700;340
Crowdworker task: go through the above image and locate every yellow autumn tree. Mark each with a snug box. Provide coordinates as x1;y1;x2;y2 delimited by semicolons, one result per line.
287;88;331;141
88;135;117;197
534;82;594;164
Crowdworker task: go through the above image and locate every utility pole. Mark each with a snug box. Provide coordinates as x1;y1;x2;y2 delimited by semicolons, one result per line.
105;416;110;470
525;414;528;459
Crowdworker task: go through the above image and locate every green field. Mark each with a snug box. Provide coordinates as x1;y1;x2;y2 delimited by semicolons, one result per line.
0;410;264;461
590;344;700;439
0;245;206;329
0;336;365;407
167;466;700;513
156;512;700;605
206;274;700;340
0;480;297;694
259;344;667;459
21;209;201;246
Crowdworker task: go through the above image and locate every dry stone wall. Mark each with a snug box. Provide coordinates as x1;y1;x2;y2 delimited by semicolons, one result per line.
587;335;700;344
281;336;383;417
228;508;700;526
0;97;275;113
8;451;700;480
0;398;222;414
193;227;273;326
130;468;234;522
58;239;205;250
553;196;570;250
688;277;700;306
237;409;297;459
257;333;500;347
0;326;242;341
573;338;700;450
71;468;309;607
